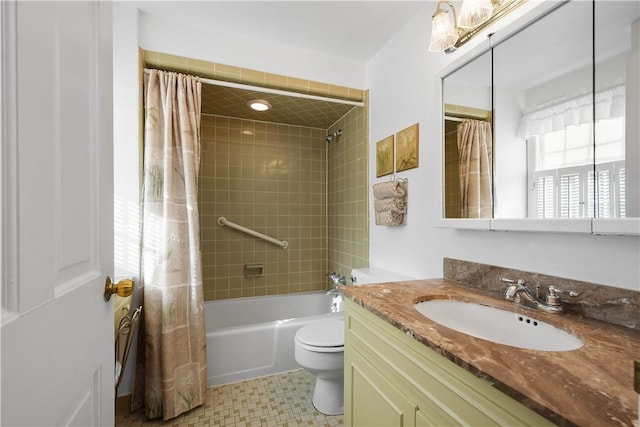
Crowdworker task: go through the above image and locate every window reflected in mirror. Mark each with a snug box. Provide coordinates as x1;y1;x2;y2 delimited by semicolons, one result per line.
442;0;639;220
528;117;626;218
493;0;593;219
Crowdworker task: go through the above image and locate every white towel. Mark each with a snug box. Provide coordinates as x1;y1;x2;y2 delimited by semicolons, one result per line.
372;181;407;199
375;209;404;226
374;198;406;213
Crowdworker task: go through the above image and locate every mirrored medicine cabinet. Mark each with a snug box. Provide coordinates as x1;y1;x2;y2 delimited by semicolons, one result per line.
439;0;640;235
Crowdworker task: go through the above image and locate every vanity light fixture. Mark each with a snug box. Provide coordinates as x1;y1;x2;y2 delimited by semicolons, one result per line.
458;0;494;28
247;99;272;111
428;1;459;52
429;0;527;53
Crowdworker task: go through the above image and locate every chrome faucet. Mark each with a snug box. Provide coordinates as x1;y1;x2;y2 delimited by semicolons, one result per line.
327;272;346;286
325;272;346;297
501;278;567;313
502;278;527;299
325;272;345;312
325;288;340;296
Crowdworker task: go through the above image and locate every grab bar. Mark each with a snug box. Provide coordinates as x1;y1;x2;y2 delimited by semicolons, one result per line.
217;217;289;250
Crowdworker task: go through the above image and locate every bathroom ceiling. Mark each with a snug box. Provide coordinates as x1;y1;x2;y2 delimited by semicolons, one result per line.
200;83;357;129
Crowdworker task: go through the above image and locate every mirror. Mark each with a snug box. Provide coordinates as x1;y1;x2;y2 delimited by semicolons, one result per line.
443;51;492;218
594;1;639;219
442;1;639;221
493;1;593;219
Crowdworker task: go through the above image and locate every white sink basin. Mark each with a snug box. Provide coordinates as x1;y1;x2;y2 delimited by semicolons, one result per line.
414;300;583;352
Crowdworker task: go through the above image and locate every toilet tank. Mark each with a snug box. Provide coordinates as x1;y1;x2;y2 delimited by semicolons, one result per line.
350;267;416;285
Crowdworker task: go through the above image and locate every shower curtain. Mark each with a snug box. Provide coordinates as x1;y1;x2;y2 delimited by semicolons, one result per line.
136;69;207;420
457;119;493;218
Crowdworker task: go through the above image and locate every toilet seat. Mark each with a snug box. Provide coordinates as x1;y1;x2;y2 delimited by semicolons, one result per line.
295;320;344;353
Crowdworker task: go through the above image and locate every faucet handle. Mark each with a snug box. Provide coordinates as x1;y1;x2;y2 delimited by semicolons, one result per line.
545;285;562;306
545;285;580;307
549;285;580;297
502;277;528;300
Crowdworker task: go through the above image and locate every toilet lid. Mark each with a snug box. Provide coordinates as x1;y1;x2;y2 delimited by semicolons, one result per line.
295;320;344;347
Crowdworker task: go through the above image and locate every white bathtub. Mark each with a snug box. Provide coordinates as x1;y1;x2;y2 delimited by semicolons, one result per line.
205;291;343;386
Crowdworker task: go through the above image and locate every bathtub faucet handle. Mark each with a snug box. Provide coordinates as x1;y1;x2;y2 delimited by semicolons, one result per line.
327;272;346;286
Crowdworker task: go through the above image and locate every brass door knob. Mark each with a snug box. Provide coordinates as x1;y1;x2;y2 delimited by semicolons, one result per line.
104;277;134;302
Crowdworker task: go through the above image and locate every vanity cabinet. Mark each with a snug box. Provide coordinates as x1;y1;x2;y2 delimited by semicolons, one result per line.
344;299;554;426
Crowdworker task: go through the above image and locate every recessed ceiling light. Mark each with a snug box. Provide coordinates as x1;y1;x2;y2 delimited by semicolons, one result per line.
247;99;272;111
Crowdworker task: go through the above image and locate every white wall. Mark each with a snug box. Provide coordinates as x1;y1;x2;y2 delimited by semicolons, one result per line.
113;2;141;398
366;2;640;291
443;82;491;111
137;12;365;89
493;86;527;218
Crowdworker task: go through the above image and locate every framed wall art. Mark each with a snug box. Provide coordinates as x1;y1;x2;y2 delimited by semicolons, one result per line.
376;135;394;177
395;123;419;172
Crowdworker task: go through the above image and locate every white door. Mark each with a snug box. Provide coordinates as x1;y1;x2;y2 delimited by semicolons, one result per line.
1;1;114;425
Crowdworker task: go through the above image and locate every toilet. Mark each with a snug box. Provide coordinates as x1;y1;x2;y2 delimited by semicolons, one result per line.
294;267;415;415
294;319;345;415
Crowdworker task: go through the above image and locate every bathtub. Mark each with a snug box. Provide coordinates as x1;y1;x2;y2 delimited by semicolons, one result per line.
205;291;343;386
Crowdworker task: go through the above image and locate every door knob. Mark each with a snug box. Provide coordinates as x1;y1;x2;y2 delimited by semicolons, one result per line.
104;277;134;302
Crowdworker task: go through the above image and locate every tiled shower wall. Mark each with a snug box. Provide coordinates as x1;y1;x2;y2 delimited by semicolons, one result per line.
199;116;328;300
144;50;370;300
327;104;369;280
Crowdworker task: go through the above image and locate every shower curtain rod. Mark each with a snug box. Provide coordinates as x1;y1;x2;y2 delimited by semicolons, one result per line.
444;115;492;122
143;68;364;107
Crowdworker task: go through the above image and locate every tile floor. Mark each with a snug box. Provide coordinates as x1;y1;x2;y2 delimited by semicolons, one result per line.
115;369;344;426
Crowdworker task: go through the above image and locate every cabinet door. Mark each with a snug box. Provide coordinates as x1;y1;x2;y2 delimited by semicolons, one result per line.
347;347;417;427
344;300;555;427
415;410;434;427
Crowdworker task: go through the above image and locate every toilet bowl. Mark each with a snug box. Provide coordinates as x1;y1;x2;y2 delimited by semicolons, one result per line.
294;319;344;415
294;267;416;416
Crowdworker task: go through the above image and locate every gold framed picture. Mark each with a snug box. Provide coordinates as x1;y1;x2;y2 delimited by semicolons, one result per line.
376;135;394;177
396;123;419;172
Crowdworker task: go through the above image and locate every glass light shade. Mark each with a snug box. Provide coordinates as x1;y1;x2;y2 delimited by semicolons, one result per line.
429;10;459;52
247;99;271;111
458;0;494;29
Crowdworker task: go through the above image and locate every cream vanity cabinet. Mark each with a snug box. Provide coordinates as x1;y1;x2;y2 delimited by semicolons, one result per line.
343;300;554;426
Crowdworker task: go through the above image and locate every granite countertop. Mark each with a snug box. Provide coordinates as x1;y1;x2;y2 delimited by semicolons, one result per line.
340;279;640;427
